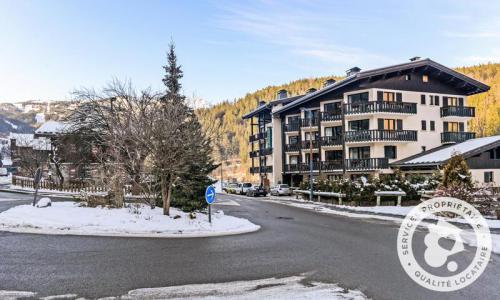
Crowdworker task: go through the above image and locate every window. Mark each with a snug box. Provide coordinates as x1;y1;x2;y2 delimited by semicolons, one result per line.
430;121;435;131
489;147;500;159
378;118;402;130
434;95;440;106
349;119;369;131
405;74;411;80
266;128;272;148
289;135;299;144
444;122;463;132
484;171;494;183
304;109;319;120
324;102;341;112
421;120;427;131
349;146;370;159
423;74;429;82
304;131;319;141
324;126;342;137
383;92;395;102
421;94;426;105
305;153;320;163
348;92;369;103
289;155;299;165
325;150;343;161
384;146;397;159
288;115;300;124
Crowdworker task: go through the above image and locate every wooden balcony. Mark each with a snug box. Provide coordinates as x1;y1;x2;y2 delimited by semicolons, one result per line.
321;135;342;147
284;122;300;132
284;143;301;152
345;130;417;142
320;111;342;122
441;132;476;144
249;165;273;174
301;118;320;128
283;158;389;173
344;158;389;170
301;140;320;149
249;148;273;158
440;106;475;118
344;101;417;115
249;131;266;142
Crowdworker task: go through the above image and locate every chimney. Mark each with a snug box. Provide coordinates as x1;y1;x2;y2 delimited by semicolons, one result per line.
346;67;361;77
259;100;266;106
306;88;317;94
409;56;421;61
276;89;288;100
323;79;336;87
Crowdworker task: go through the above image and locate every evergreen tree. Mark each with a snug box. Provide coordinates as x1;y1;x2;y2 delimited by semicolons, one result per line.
441;154;473;188
154;42;216;214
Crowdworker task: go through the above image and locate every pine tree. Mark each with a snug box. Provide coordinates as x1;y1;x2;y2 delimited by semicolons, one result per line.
154;42;216;214
441;154;473;188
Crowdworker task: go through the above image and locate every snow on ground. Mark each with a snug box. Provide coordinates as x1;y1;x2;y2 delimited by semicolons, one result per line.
0;202;260;238
0;174;12;185
120;275;368;300
0;290;36;300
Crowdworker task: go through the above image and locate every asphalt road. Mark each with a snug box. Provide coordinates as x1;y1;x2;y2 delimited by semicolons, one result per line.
0;191;499;299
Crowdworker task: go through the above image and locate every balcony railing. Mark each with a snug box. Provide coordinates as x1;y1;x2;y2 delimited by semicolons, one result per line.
284;122;300;132
249;131;266;142
441;132;476;144
344;101;417;115
440;106;475;118
345;130;417;142
249;148;273;158
249;165;273;174
283;158;389;173
320;111;342;122
344;158;389;171
321;135;342;147
285;143;301;152
301;140;320;149
301;118;320;128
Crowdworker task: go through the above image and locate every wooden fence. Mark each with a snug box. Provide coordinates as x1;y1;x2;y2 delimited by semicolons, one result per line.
12;176;106;193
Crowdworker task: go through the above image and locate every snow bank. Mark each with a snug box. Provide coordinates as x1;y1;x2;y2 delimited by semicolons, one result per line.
125;275;368;300
0;202;260;238
36;197;51;208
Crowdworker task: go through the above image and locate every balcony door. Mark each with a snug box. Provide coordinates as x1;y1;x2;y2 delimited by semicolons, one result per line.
325;150;343;161
378;119;402;130
305;131;319;141
444;122;464;132
349;119;369;131
305;153;320;163
324;102;341;113
324;126;342;137
349;146;371;159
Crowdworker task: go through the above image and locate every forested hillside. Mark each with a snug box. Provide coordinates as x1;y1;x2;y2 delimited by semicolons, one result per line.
199;63;500;181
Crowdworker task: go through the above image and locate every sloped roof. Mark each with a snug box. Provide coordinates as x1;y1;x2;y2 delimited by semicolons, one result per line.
242;95;303;119
35;120;68;135
273;58;490;115
392;135;500;166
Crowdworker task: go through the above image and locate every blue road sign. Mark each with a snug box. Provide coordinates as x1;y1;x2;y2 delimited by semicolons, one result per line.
205;185;216;205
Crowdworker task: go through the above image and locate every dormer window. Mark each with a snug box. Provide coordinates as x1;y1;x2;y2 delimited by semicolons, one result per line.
422;74;429;82
405;74;411;81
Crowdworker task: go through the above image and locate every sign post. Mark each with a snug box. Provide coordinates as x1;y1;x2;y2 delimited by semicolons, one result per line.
205;185;216;224
32;167;42;206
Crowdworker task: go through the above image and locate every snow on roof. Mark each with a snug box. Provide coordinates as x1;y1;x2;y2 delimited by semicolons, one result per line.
400;135;500;164
35;120;68;134
8;133;51;150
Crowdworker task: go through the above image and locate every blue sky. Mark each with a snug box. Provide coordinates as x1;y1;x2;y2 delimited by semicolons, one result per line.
1;0;500;104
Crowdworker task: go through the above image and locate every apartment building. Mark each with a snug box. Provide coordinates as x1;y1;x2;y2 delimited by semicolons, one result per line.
243;58;490;187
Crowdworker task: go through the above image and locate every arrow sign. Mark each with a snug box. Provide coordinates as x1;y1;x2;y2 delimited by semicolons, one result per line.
205;185;216;204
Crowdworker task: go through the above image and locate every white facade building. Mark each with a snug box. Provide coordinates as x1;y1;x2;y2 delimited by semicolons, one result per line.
243;58;490;187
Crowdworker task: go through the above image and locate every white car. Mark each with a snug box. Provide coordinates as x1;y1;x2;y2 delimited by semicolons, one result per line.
270;184;291;196
238;182;253;195
0;168;7;176
226;183;240;194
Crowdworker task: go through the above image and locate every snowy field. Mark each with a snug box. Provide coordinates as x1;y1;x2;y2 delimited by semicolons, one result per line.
0;275;368;300
0;202;260;238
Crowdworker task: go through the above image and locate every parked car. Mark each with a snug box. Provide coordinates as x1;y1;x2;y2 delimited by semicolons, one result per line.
246;185;267;197
238;182;253;195
270;184;291;196
0;168;7;176
226;183;240;194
